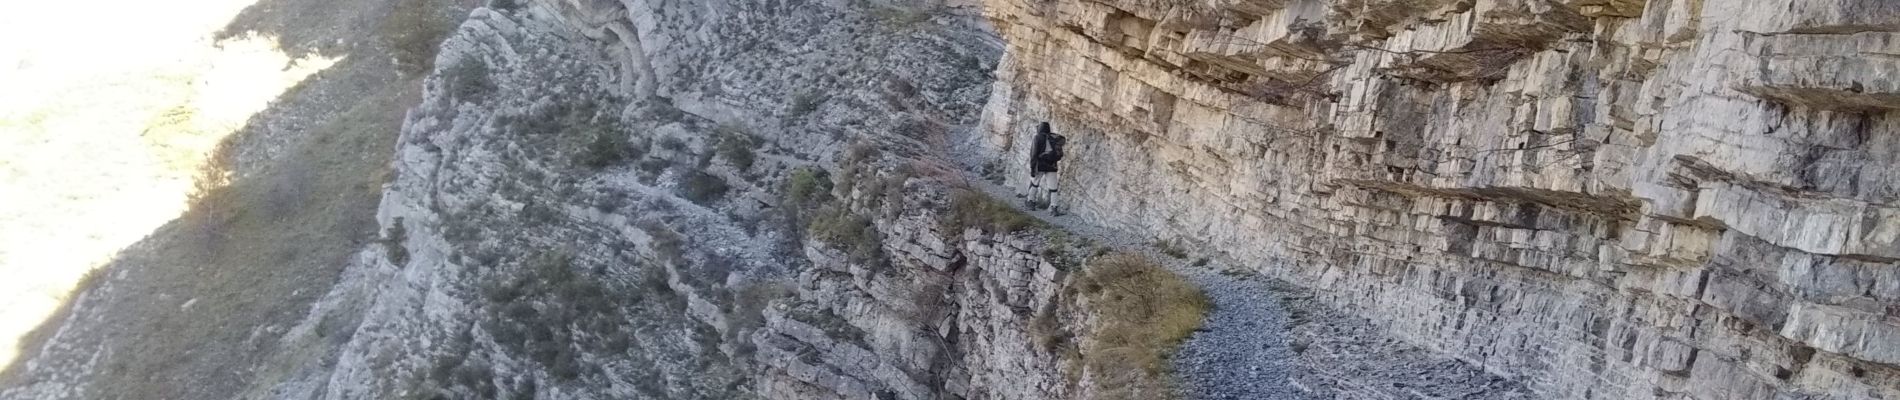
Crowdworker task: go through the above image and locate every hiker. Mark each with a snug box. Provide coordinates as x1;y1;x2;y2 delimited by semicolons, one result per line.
1026;122;1066;215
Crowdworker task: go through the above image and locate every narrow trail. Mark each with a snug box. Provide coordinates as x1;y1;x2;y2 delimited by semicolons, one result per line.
962;178;1300;400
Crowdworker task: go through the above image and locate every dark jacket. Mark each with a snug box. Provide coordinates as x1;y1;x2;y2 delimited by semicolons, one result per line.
1030;123;1065;173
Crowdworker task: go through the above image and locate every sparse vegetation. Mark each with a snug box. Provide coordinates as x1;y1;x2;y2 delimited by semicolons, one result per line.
481;250;646;382
660;137;687;151
384;0;454;76
383;217;410;266
782;167;834;212
869;6;938;30
1073;253;1210;400
679;170;731;204
715;124;759;170
784;303;869;345
941;188;1042;235
503;99;638;170
787;91;828;116
1154;238;1189;259
445;58;497;101
980;161;1004;184
641;222;687;264
636;158;670;181
810;208;883;262
577;131;639;170
1042;232;1081;271
726;281;793;356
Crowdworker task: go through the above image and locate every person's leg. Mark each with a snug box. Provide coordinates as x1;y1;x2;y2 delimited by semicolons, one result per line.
1044;172;1061;215
1025;171;1041;201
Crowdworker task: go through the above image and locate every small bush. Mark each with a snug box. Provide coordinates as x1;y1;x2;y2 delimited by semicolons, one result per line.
384;0;453;76
576;132;636;170
637;158;669;174
980;161;1004;184
659;137;687;152
1154;238;1189;259
641;223;686;263
783;167;834;210
479;249;630;382
1074;253;1210;400
809;207;885;266
941;189;1041;235
679;170;730;204
715;125;758;170
445;58;497;101
727;281;793;353
383;218;410;266
788;92;828;116
781;167;836;228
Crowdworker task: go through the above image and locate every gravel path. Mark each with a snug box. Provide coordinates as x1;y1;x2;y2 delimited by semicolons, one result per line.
961;178;1301;400
1170;269;1299;400
951;146;1528;399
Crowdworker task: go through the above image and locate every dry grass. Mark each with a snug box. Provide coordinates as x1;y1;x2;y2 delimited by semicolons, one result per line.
940;188;1043;235
1074;252;1210;400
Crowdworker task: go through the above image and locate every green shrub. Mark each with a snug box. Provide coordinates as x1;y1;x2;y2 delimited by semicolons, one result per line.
637;158;670;175
576;132;634;170
782;167;834;212
383;0;453;76
383;218;410;266
809;207;884;265
679;170;730;204
478;249;631;382
659;137;687;151
446;58;497;101
715;125;758;170
788;92;828;116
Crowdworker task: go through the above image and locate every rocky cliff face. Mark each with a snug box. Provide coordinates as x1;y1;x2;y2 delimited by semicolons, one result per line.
12;0;1890;399
252;0;1083;399
971;0;1900;398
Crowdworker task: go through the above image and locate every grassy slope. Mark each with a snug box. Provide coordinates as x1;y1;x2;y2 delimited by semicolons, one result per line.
0;0;458;397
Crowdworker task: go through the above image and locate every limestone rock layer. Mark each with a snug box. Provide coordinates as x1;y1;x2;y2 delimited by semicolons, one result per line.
971;0;1900;398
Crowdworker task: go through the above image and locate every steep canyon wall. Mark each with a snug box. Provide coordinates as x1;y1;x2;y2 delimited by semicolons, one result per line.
971;0;1900;398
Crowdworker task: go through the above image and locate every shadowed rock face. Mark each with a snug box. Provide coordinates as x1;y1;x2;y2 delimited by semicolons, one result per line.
969;0;1900;398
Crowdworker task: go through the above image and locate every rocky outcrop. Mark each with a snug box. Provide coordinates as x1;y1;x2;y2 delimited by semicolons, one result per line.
971;0;1900;398
242;0;1078;398
752;184;1075;400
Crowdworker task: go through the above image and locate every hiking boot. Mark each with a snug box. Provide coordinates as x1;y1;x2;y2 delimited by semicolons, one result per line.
1050;206;1063;216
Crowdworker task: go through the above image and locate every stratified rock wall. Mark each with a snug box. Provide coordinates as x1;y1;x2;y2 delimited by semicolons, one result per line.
972;0;1900;398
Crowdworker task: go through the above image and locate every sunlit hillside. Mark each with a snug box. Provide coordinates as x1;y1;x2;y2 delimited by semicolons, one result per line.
0;0;336;367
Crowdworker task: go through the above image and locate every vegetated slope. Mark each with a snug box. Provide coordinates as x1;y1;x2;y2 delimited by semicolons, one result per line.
0;0;468;398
